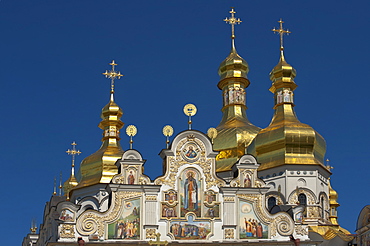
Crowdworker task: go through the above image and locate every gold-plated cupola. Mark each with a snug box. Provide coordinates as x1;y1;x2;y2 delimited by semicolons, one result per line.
248;19;326;171
213;8;260;173
74;61;124;189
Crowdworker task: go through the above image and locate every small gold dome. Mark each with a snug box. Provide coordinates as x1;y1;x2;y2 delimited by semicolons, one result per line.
75;96;124;189
248;51;326;171
218;45;250;82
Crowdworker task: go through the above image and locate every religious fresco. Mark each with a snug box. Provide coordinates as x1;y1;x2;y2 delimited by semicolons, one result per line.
180;169;201;217
170;215;211;240
276;88;294;104
223;87;246;106
181;143;200;162
107;198;140;239
127;170;135;184
204;190;219;218
239;200;268;239
59;209;74;222
204;205;219;218
243;173;252;187
162;190;178;218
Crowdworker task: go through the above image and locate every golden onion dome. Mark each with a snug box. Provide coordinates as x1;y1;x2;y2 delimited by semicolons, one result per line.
63;174;78;199
218;45;250;82
74;61;125;189
213;12;260;174
75;95;124;189
248;49;326;171
329;179;339;206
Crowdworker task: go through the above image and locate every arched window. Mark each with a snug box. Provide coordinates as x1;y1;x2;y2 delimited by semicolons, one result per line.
298;193;307;206
321;196;325;219
268;197;277;212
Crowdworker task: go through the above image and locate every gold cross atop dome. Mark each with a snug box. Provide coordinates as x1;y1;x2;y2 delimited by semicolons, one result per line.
224;7;242;39
66;141;81;169
272;18;291;51
102;60;124;94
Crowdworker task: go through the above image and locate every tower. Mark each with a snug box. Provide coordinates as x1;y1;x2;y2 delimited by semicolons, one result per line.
71;61;125;201
213;8;260;180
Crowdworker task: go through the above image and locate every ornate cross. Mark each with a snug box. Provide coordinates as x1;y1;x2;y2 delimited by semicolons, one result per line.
224;7;242;39
272;18;291;50
102;60;124;93
66;141;81;171
148;233;168;246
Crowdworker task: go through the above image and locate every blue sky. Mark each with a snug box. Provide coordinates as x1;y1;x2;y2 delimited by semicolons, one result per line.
0;1;369;244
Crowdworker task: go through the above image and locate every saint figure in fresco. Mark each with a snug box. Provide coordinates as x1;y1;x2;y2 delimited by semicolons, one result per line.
244;174;251;187
128;171;135;184
185;146;197;158
277;90;283;104
184;171;198;210
283;89;291;102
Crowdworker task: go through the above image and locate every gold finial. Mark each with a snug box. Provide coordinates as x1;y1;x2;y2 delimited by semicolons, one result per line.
325;158;334;171
126;125;137;149
224;7;242;40
30;219;37;234
66;141;81;175
272;18;291;51
59;172;62;196
207;127;218;144
53;176;57;195
148;232;168;246
102;60;124;100
183;104;197;130
162;125;174;149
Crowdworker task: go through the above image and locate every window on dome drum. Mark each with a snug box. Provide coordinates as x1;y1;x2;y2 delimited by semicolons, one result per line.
298;193;307;217
268;197;276;212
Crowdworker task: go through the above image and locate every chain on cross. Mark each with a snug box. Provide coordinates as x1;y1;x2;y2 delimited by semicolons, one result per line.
224;7;242;39
102;60;124;93
272;18;291;51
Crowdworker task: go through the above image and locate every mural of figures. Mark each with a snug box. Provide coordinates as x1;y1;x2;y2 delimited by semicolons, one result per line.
244;173;251;188
239;201;268;239
108;199;140;239
127;170;135;184
181;169;201;217
170;215;211;240
59;209;74;222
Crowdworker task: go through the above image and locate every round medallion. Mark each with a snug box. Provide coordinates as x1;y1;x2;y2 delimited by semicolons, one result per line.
183;104;197;116
181;143;200;162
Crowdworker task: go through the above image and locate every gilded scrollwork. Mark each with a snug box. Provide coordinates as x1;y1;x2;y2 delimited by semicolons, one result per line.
146;195;157;201
76;191;142;237
224;197;235;202
288;188;316;205
60;224;75;238
225;229;234;239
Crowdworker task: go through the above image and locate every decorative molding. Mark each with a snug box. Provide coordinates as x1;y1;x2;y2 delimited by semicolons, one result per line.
146;229;157;239
60;224;75;238
224;197;235;202
76;191;142;237
225;228;234;239
295;224;308;235
146;195;157;201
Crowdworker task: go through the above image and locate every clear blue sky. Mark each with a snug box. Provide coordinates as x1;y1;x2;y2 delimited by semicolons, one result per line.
0;1;368;245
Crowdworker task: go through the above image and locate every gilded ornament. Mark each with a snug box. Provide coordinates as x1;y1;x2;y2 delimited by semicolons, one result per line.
146;229;157;239
60;224;75;238
183;104;197;116
146;195;157;201
225;228;234;239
